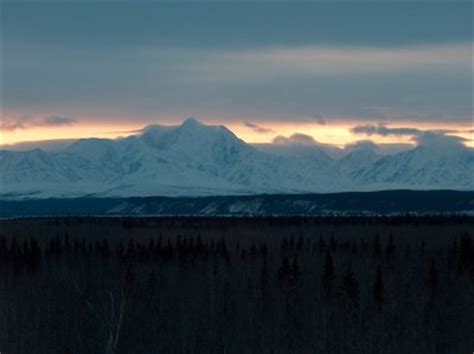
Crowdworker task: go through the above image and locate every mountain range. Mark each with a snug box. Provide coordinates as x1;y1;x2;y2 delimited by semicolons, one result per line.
1;118;473;200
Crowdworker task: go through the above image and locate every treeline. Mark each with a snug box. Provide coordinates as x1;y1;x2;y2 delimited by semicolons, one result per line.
0;218;473;354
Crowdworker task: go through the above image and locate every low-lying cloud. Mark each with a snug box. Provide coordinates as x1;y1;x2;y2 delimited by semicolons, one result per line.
2;115;76;131
414;132;468;150
351;123;469;150
351;124;421;136
344;140;415;155
273;133;317;145
243;122;274;134
43;116;76;126
344;140;379;151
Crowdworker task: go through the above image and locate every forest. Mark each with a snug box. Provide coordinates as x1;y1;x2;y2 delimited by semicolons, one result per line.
0;216;473;354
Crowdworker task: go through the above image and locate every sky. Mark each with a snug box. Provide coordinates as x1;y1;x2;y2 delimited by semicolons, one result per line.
1;1;473;148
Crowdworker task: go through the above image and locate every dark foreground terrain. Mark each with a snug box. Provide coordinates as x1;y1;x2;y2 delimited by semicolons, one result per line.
0;216;473;354
1;190;473;217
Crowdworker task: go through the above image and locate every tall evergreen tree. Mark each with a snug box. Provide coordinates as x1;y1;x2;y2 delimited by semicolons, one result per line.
342;266;359;309
373;233;381;257
373;265;384;306
459;232;473;273
428;258;439;297
386;233;395;258
322;250;335;297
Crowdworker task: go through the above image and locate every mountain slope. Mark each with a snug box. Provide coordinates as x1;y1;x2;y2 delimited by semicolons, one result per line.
354;146;474;189
1;118;472;199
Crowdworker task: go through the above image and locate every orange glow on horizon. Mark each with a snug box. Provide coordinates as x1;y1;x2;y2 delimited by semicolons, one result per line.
1;122;145;146
1;118;473;149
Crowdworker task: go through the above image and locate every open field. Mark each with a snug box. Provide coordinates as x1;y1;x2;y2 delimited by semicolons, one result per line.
0;216;473;354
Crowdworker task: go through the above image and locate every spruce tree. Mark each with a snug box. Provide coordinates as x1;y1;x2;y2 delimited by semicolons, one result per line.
322;250;334;297
373;265;384;305
428;258;439;296
373;233;381;257
386;233;395;258
342;266;359;308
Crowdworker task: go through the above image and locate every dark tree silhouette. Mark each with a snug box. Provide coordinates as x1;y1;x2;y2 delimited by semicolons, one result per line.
459;232;473;273
342;265;359;308
373;233;381;257
0;216;473;354
322;250;335;297
427;258;439;297
373;265;384;306
386;232;395;258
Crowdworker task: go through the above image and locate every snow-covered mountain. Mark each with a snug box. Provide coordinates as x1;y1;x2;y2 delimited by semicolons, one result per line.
1;118;473;199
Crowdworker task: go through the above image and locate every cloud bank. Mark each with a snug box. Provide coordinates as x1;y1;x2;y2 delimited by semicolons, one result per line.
2;2;471;127
351;124;421;136
2;116;76;131
273;133;318;146
351;123;470;150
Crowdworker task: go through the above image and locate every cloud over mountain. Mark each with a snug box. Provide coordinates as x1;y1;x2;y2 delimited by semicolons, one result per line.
414;131;468;151
273;133;318;146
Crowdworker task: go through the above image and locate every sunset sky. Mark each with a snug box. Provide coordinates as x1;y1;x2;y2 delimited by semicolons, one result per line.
1;2;472;148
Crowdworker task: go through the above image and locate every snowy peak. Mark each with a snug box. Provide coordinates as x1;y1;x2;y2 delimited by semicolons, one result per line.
1;117;473;199
141;118;242;146
173;117;241;143
181;116;203;128
138;118;251;168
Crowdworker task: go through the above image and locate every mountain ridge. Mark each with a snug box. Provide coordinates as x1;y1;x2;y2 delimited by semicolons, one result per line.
1;118;473;200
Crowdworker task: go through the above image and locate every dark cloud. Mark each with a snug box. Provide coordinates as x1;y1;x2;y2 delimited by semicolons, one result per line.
4;3;470;49
353;123;471;137
345;140;379;150
1;120;26;131
351;123;470;150
351;124;421;136
312;114;327;125
273;133;317;145
243;122;274;134
43;116;76;126
1;115;76;131
2;2;471;127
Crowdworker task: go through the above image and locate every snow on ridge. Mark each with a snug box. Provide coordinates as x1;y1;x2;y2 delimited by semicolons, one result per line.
1;118;473;199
